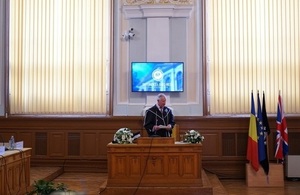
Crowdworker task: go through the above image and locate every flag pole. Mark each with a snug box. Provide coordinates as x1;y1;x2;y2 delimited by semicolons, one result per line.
262;91;270;182
277;90;279;164
263;91;269;164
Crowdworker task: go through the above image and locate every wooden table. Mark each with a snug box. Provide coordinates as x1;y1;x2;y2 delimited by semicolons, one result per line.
0;148;31;195
103;138;212;195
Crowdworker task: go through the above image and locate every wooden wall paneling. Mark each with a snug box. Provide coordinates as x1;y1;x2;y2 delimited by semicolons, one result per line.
222;133;236;156
287;132;300;155
18;131;33;148
269;132;276;161
35;132;47;156
81;131;98;157
1;116;300;178
236;133;248;156
98;133;114;158
0;132;16;144
49;131;65;157
201;132;220;157
68;132;80;156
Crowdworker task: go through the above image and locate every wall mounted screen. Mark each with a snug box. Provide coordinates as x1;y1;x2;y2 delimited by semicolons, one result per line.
131;62;184;92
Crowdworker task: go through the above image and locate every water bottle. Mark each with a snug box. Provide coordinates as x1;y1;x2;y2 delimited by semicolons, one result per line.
9;136;15;149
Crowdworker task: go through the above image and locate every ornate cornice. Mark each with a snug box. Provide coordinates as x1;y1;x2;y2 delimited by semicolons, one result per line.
123;0;193;6
122;0;193;19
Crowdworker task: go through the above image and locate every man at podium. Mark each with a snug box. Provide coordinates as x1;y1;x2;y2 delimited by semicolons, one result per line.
144;93;175;137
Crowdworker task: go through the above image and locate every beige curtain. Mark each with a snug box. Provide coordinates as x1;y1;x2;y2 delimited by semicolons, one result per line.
9;0;110;115
206;0;300;114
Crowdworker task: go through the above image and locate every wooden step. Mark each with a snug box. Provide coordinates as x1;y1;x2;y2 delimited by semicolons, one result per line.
99;170;228;195
30;166;64;185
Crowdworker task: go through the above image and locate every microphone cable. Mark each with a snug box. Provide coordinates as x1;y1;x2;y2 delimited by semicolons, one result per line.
133;137;154;195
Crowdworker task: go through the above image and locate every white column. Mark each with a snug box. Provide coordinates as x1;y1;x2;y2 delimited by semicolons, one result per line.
145;17;170;107
146;18;170;61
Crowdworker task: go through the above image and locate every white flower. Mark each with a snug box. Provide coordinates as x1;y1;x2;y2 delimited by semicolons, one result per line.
113;127;133;144
183;129;204;144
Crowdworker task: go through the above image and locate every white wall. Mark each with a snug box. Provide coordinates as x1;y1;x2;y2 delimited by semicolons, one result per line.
113;0;204;116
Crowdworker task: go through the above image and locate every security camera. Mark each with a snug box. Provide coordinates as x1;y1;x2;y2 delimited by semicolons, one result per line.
122;32;127;39
122;28;135;40
128;28;135;38
128;32;135;38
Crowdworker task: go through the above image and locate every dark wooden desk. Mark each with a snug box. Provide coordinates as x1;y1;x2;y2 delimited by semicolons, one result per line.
103;138;212;195
0;148;31;195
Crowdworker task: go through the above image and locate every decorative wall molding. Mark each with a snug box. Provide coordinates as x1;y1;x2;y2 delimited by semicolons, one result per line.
122;4;193;19
123;0;193;6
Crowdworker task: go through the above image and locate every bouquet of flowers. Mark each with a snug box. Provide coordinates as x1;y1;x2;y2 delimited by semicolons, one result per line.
113;127;133;144
183;129;204;144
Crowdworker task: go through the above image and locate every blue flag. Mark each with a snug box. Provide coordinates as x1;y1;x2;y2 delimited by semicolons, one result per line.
257;92;269;175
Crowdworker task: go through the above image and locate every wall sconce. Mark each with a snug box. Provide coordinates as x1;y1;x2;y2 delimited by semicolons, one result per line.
122;28;135;41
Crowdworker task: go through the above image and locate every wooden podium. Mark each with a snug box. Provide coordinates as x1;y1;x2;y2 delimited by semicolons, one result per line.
101;137;212;195
0;148;31;195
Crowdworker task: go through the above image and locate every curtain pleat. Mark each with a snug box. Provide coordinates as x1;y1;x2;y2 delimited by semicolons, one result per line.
9;0;110;114
207;0;300;114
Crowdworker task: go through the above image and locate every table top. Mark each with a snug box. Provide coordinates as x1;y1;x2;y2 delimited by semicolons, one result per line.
0;148;32;158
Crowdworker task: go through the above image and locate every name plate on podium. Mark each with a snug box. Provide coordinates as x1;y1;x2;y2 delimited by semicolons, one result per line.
137;137;175;145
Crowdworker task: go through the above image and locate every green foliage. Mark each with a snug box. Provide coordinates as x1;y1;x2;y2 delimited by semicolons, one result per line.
55;182;69;192
27;179;70;195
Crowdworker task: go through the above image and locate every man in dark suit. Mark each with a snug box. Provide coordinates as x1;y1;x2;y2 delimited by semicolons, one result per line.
143;93;175;137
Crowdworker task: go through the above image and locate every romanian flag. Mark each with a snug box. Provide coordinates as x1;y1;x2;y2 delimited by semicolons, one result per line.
247;92;259;171
275;93;289;160
257;92;269;175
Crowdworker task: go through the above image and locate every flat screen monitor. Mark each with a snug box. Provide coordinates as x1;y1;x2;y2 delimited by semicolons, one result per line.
131;62;184;92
